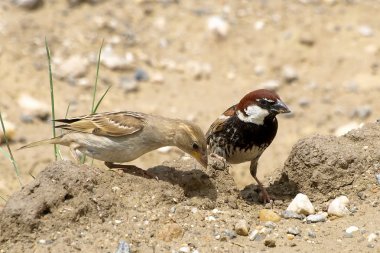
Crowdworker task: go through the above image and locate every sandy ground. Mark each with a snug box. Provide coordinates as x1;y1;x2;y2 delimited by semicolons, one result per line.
1;0;380;252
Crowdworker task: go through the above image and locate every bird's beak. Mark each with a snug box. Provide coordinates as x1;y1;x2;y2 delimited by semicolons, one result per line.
192;151;208;168
271;100;291;114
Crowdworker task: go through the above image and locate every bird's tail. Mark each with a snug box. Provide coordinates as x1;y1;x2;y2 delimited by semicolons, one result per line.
18;136;62;150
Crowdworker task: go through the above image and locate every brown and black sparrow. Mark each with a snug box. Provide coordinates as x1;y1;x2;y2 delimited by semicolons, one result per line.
20;111;208;169
206;89;290;203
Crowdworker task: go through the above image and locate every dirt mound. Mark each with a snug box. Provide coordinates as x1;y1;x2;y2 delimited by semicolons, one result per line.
277;122;380;204
0;158;241;252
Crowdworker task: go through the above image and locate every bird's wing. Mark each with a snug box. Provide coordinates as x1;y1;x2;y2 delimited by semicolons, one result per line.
206;105;236;140
55;111;146;137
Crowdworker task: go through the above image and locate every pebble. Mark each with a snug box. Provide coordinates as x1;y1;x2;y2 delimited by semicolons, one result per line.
298;98;310;107
205;216;216;221
358;25;373;37
351;106;372;119
0;119;16;143
115;240;130;253
376;174;380;185
221;229;237;240
282;65;298;83
254;20;265;30
55;55;89;80
307;229;317;238
156;223;184;242
328;196;350;217
264;221;277;229
287;227;301;236
101;45;134;70
306;212;328;223
18;94;50;121
134;68;149;82
334;122;361;136
299;33;315;46
259;209;281;222
281;210;305;220
287;234;295;240
12;0;41;9
179;246;191;253
207;16;229;38
264;239;276;248
234;219;249;236
254;65;265;76
367;233;377;243
248;229;266;241
260;80;280;91
186;61;212;80
343;232;354;238
286;193;315;215
345;226;359;234
151;72;164;84
119;77;139;92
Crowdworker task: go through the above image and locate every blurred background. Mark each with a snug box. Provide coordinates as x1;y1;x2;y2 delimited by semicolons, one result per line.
1;0;379;199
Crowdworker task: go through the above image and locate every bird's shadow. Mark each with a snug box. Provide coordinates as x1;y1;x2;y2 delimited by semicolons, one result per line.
114;164;218;201
240;172;299;204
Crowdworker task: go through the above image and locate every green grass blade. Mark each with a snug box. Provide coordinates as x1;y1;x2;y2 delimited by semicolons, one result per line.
91;40;104;114
0;112;22;186
45;38;59;161
93;86;111;113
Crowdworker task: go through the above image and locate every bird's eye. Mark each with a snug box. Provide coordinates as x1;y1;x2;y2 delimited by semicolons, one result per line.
259;99;274;107
192;142;199;150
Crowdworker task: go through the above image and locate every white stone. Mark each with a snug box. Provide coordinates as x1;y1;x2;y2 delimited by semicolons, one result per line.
358;25;373;37
282;65;298;83
207;16;229;38
157;146;172;153
345;226;359;234
179;246;191;253
55;55;89;80
367;233;377;242
255;20;265;30
328;196;350;217
205;216;216;221
101;45;134;70
13;0;41;9
334;122;362;136
234;219;249;236
286;193;315;215
18;94;50;120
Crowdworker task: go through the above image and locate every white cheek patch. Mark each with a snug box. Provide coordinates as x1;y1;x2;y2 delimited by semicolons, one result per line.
237;105;269;125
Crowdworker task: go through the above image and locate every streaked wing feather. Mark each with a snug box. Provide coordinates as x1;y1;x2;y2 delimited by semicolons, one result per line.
206;105;236;140
55;111;145;137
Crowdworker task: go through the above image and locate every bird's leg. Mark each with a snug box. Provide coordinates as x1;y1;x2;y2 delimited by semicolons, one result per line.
250;160;272;205
104;162;155;179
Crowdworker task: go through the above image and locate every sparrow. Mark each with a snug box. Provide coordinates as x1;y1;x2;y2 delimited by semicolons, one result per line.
206;89;290;203
20;111;208;171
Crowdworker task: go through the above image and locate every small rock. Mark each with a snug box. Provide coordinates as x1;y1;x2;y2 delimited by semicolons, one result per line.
287;227;301;236
352;106;372;119
287;234;295;240
101;45;134;70
367;243;375;248
157;146;172;153
286;193;315;215
234;219;249;236
345;226;359;234
207;16;229;38
260;80;280;91
334;122;361;136
259;209;281;222
170;206;176;213
156;223;184;242
376;174;380;185
254;20;265;30
298;98;310;107
134;68;149;82
282;65;298;83
111;186;120;193
55;55;89;80
18;94;50;121
186;61;212;80
12;0;42;9
328;196;350;217
358;25;373;37
0;119;16;143
221;230;237;240
307;229;317;238
205;216;216;221
367;233;377;243
306;212;328;223
264;239;276;248
178;246;191;253
299;33;315;46
254;65;265;76
343;232;354;238
281;210;305;220
264;221;277;229
115;240;130;253
151;72;164;84
248;229;266;241
119;77;139;92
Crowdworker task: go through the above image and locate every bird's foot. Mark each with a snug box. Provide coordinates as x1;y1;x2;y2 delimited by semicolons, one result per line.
258;186;273;206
